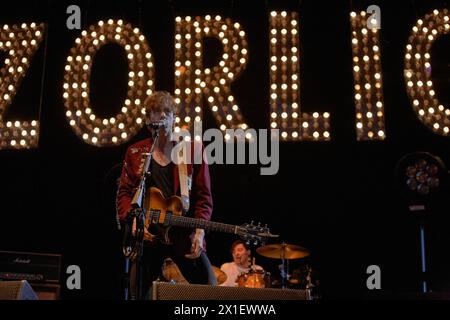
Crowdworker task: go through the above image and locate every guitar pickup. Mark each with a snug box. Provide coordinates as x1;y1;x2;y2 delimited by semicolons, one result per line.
164;211;173;226
150;210;160;225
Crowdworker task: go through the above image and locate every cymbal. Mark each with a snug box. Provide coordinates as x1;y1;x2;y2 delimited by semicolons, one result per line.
256;243;310;259
212;266;227;285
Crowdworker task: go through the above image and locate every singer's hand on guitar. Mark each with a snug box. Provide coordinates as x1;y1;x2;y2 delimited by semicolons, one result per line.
185;228;204;259
132;217;156;242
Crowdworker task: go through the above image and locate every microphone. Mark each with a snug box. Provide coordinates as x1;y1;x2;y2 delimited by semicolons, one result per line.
147;120;167;131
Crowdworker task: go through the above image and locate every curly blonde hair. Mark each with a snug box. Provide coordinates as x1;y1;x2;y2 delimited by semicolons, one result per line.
144;91;176;114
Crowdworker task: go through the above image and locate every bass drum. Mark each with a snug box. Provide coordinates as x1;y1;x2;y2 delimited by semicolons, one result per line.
237;269;271;288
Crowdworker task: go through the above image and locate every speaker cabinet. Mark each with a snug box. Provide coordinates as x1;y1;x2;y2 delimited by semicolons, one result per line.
30;283;60;300
0;251;61;300
152;281;311;300
0;280;38;300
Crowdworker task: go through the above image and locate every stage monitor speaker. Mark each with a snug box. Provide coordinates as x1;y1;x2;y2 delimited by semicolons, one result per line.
152;281;311;300
0;280;39;300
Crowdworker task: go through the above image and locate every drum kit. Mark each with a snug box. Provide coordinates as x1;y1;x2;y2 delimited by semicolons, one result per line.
234;242;314;290
246;242;311;289
161;242;316;290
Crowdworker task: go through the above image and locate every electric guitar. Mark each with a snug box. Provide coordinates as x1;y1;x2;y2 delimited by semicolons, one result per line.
134;187;276;245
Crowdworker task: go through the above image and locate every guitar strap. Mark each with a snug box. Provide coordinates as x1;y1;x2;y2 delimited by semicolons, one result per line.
176;141;191;212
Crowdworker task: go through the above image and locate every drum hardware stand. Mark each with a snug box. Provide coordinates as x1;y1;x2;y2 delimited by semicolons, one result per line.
278;242;289;289
305;265;314;290
250;257;256;271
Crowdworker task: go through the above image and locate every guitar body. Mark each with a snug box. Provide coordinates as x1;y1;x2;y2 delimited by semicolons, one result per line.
143;187;184;244
124;187;274;261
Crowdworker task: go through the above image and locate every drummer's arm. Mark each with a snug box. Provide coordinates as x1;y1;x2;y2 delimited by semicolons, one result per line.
255;264;264;272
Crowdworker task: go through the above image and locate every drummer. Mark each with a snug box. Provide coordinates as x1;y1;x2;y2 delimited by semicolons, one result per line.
220;240;264;287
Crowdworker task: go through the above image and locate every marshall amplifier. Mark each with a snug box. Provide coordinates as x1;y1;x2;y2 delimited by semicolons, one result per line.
0;251;62;283
0;251;62;300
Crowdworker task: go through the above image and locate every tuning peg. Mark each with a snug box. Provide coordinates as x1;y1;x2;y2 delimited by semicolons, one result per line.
257;222;261;227
250;220;254;225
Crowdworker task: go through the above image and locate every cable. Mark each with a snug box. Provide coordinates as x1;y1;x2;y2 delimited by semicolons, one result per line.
36;0;51;148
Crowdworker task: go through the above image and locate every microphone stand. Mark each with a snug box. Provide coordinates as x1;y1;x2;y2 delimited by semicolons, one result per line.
123;129;160;300
278;242;288;289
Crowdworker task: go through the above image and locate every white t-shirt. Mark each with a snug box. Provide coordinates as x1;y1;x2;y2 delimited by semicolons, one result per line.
220;262;263;287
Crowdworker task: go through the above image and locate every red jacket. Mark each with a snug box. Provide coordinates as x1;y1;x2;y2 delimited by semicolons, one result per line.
116;138;213;251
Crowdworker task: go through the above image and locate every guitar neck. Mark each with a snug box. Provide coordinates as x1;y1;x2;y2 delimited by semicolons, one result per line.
162;213;239;234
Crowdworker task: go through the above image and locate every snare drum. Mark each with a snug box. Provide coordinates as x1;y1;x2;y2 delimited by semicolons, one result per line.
237;269;271;288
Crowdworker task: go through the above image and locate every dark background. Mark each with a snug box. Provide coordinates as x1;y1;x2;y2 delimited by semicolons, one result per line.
0;0;449;299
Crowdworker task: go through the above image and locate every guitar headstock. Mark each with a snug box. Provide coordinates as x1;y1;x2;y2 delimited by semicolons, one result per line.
236;221;279;246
